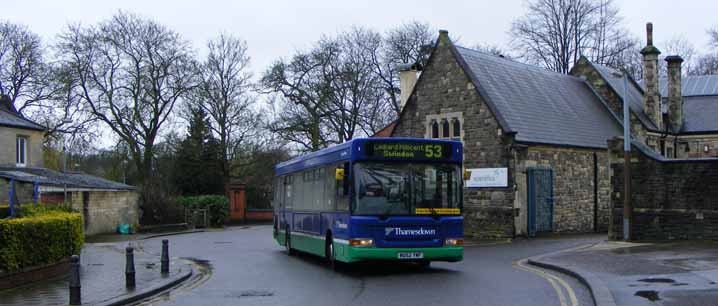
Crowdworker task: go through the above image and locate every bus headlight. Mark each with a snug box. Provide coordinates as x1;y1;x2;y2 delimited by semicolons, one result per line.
444;238;464;246
349;238;374;247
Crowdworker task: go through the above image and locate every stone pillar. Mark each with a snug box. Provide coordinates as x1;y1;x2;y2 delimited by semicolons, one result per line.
665;55;684;133
640;22;662;130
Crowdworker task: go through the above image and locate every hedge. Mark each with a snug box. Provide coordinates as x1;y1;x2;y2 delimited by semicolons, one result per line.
177;195;229;227
0;211;84;272
0;204;70;219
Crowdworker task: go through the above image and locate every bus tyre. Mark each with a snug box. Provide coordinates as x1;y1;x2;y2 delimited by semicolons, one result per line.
285;227;295;256
326;238;338;270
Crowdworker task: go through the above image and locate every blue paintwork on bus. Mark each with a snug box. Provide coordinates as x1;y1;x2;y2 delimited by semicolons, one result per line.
274;138;464;261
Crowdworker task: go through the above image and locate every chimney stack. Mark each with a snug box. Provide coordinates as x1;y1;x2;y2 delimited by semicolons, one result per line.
398;63;420;111
640;22;662;129
0;94;17;114
665;55;684;133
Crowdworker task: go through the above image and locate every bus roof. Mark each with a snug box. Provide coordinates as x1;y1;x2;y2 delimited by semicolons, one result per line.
275;138;462;177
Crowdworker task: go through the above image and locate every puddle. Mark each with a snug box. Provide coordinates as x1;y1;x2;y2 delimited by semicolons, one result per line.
635;290;660;301
671;283;689;286
638;278;675;283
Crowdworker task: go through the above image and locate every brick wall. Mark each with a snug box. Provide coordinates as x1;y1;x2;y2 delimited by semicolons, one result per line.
0;126;44;168
608;138;718;240
391;34;515;239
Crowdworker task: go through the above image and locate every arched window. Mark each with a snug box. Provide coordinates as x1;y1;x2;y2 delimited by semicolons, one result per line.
431;121;439;138
452;118;461;138
442;119;450;138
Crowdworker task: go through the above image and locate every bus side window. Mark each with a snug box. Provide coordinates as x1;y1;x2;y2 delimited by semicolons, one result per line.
284;175;293;209
336;163;349;211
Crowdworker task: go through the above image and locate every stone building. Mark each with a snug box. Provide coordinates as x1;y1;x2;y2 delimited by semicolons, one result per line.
571;23;718;160
391;30;621;238
389;24;718;239
0;95;139;236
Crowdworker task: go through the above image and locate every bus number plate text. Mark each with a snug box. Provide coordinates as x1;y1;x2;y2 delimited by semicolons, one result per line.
397;252;424;259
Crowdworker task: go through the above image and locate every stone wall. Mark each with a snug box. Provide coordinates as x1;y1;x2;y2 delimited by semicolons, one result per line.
519;146;610;233
69;190;140;236
0;126;44;168
0;179;35;204
608;138;718;240
391;32;515;239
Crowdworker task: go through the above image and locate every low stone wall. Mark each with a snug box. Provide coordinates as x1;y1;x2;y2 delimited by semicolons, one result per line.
608;138;718;240
69;190;140;236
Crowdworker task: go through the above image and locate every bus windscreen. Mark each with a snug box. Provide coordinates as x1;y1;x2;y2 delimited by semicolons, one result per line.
353;162;461;216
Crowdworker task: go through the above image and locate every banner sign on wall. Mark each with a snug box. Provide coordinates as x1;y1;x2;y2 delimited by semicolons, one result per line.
465;168;508;188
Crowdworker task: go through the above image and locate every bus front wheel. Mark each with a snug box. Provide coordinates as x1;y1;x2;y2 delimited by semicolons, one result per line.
326;237;338;270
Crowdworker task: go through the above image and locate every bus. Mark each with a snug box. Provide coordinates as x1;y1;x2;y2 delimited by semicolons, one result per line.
272;138;464;267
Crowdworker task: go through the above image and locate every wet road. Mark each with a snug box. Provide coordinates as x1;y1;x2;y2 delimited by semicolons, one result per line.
138;226;602;306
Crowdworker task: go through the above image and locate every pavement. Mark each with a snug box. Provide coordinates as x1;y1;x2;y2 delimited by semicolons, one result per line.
133;225;603;306
531;240;718;306
0;240;193;306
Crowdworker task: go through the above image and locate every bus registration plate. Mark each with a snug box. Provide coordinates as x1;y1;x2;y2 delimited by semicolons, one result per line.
397;252;423;259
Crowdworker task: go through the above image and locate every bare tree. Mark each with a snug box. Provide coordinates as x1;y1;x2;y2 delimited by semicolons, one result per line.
586;0;637;68
262;40;338;151
0;21;48;113
374;21;435;115
57;12;196;189
510;0;635;74
692;54;718;75
659;37;697;76
194;34;261;188
708;27;718;48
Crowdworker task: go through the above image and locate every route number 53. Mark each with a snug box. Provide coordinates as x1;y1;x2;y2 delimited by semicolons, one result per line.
424;144;442;158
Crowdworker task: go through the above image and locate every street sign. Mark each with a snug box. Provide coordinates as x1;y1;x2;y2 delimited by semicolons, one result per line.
465;168;508;188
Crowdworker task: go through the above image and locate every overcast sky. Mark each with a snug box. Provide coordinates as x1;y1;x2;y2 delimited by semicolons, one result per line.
4;0;717;149
5;0;718;76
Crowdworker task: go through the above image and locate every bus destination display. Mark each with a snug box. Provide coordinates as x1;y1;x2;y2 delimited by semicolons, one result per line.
365;141;452;160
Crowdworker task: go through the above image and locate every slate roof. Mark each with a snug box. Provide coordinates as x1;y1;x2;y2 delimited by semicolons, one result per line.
0;166;136;191
454;46;622;149
657;75;718;97
682;96;718;133
0;108;45;131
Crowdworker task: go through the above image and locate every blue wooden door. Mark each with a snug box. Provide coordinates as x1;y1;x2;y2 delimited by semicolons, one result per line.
527;168;554;237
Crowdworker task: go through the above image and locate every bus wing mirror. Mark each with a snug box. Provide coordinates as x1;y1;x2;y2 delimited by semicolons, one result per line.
336;168;345;181
464;169;471;181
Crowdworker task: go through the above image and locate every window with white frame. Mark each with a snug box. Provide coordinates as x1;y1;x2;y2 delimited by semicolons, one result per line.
425;112;463;141
16;136;28;166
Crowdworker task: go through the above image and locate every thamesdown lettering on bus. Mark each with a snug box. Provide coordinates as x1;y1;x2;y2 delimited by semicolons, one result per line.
386;227;437;236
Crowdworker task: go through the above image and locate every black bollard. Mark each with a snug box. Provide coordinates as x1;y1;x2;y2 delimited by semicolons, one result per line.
161;239;169;275
69;255;81;305
125;246;135;289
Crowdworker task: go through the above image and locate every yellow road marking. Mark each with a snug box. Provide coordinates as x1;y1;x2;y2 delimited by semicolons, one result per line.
516;259;579;306
514;262;569;306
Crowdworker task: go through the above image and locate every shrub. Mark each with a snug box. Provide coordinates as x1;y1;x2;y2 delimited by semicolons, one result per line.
0;204;71;219
0;211;84;272
177;195;229;227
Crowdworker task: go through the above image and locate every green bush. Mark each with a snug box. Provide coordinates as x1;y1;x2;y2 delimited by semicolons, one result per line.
177;195;229;227
0;204;71;219
0;211;84;272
